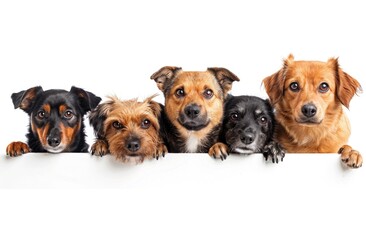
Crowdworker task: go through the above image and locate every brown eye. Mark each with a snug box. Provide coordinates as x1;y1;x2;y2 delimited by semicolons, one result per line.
141;119;151;129
319;82;329;93
259;116;267;125
112;121;123;130
37;110;46;119
231;113;239;120
64;110;74;119
175;88;185;98
289;82;300;92
203;89;214;99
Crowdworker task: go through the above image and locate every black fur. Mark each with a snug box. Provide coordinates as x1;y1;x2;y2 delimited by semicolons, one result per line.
9;86;101;154
220;95;285;163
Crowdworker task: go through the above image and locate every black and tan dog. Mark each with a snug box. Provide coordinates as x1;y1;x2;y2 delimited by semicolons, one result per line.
6;86;101;156
89;95;167;164
150;67;240;153
209;95;285;163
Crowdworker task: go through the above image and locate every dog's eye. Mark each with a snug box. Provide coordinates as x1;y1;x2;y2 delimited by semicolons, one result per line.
289;82;300;92
37;110;46;119
112;121;123;130
230;113;239;120
175;88;185;98
259;117;267;125
141;119;151;129
319;82;329;93
64;110;74;119
203;89;214;99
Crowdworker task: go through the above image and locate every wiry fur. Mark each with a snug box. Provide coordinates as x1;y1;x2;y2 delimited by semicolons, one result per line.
89;95;167;164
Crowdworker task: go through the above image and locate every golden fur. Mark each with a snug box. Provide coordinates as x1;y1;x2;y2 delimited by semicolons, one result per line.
263;54;363;167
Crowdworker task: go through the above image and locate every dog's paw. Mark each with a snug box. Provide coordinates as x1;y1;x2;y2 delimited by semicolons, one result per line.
338;145;363;168
6;141;30;157
154;143;168;160
91;139;109;157
263;141;285;163
209;142;229;160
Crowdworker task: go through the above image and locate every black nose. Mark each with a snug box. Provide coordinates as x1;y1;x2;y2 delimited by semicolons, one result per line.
301;104;317;118
240;132;255;145
184;104;201;119
126;139;140;152
48;137;61;147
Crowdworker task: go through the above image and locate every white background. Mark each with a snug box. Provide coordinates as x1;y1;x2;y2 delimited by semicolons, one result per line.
0;0;365;239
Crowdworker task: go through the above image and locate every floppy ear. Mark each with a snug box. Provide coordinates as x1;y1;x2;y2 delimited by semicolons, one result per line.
144;94;162;118
150;66;182;92
89;99;114;139
11;86;43;114
70;86;102;114
207;67;240;98
327;58;362;108
262;54;294;104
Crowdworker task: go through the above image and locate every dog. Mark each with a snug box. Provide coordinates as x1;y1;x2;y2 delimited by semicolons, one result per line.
150;66;240;153
6;86;101;156
209;95;285;163
89;95;167;164
263;54;363;168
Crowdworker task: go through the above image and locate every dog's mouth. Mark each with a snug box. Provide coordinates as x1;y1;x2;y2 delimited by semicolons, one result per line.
296;118;323;125
44;144;66;153
178;119;210;131
233;147;255;154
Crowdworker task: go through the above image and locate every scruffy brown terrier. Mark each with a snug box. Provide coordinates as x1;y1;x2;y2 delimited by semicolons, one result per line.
89;95;167;164
150;66;240;153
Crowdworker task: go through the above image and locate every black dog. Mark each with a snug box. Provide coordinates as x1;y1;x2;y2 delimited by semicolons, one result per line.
209;95;285;163
6;86;101;156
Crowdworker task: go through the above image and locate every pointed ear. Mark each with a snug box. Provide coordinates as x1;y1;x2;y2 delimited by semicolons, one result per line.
207;67;240;98
144;94;162;118
150;66;182;92
89;98;115;139
328;58;362;108
11;86;43;113
262;55;293;104
70;86;102;114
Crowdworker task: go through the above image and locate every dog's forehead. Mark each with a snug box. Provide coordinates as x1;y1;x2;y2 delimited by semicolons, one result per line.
35;90;77;108
175;71;217;84
229;97;267;114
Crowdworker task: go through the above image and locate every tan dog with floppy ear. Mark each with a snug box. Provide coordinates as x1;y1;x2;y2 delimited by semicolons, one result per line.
150;66;240;153
263;54;362;168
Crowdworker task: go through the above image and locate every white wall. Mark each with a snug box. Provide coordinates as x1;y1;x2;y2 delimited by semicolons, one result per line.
0;1;365;239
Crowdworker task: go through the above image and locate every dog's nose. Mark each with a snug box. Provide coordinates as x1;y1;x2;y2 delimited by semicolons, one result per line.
48;137;61;147
301;104;317;118
184;104;201;119
126;139;140;152
240;132;255;145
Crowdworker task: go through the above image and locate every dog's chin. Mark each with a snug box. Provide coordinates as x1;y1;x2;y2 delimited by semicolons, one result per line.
233;147;255;154
178;119;210;131
44;144;66;153
123;155;144;165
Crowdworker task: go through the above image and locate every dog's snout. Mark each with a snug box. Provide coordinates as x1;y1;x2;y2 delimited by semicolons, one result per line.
48;136;61;147
126;138;141;152
240;131;255;145
184;104;201;119
301;104;317;118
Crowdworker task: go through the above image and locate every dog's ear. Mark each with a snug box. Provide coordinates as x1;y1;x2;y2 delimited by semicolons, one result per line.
208;67;240;98
11;86;43;113
144;94;162;118
150;66;182;92
70;86;102;114
327;58;362;109
262;54;294;104
89;99;114;139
